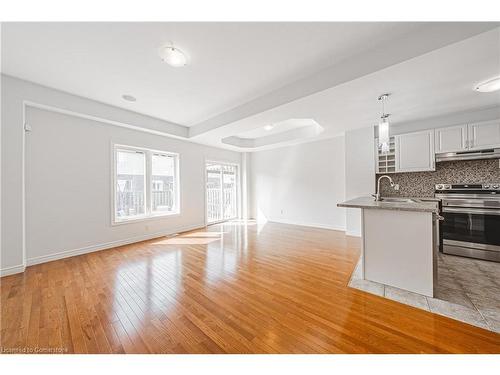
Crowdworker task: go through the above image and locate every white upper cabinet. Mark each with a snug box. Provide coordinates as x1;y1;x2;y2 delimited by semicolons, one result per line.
434;120;500;153
377;120;500;174
395;130;435;172
434;124;468;153
468;120;500;150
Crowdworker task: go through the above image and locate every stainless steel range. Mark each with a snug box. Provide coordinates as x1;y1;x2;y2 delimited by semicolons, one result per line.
435;183;500;262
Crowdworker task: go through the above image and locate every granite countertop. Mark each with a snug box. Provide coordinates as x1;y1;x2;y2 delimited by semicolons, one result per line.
338;196;440;213
406;196;441;202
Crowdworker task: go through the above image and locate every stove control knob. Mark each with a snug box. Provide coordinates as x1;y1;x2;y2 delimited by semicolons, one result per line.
436;184;443;190
484;184;490;189
493;185;499;189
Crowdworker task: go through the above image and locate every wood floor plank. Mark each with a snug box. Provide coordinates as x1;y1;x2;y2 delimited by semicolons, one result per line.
1;221;499;353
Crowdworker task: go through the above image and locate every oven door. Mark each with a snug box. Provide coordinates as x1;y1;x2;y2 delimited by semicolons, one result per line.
441;206;500;261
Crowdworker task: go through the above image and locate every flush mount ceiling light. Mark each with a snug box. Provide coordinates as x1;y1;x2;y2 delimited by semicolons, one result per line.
122;94;136;102
264;124;274;131
159;45;188;67
377;93;391;154
475;77;500;93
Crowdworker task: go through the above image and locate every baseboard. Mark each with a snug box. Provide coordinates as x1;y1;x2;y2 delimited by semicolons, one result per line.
346;230;362;238
267;218;346;232
26;222;206;267
0;264;26;277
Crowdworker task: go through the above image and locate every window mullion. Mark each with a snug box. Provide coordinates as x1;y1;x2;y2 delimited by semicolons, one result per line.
146;150;152;216
219;164;223;221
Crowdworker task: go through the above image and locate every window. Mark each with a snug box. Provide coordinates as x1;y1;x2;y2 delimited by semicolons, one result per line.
115;149;146;220
151;153;177;215
114;145;179;223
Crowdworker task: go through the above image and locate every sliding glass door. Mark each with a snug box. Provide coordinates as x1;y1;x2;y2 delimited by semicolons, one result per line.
206;162;239;224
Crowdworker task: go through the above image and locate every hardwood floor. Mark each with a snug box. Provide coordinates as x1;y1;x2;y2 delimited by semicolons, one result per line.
1;221;499;353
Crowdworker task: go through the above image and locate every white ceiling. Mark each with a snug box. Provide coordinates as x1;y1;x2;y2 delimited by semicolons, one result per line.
194;27;500;150
2;22;425;126
237;118;315;139
2;22;499;151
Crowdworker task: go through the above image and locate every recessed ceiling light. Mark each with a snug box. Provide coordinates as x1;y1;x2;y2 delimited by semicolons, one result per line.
159;45;188;67
264;124;274;131
475;77;500;93
122;94;136;102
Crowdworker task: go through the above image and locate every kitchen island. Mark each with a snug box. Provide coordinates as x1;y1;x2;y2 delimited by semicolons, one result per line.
338;196;440;297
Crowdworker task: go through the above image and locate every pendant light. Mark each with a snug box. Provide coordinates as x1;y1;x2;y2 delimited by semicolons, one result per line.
378;93;391;154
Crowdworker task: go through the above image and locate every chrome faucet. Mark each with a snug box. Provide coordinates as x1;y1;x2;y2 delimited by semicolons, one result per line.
373;175;400;201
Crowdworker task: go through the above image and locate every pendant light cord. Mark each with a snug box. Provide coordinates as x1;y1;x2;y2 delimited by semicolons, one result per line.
379;93;389;119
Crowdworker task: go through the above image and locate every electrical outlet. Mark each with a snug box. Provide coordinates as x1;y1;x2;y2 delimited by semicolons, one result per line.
280;209;284;215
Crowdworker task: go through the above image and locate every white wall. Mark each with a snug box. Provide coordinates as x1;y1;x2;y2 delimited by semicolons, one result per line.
1;75;240;275
344;127;375;237
250;137;346;231
241;152;251;220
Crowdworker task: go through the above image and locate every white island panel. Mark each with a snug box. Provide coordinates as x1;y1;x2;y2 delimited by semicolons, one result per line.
363;209;435;297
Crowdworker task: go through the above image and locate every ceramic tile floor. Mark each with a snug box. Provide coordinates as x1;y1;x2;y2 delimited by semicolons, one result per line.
348;253;500;333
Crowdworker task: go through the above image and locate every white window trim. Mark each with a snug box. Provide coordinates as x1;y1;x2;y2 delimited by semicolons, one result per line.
112;143;180;226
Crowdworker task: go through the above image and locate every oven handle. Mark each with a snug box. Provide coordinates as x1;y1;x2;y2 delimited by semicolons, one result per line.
436;193;500;200
442;207;500;215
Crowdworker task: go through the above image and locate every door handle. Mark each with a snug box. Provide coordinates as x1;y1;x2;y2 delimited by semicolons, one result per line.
442;207;500;215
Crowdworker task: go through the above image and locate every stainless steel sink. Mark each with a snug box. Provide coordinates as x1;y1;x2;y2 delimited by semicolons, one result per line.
379;197;420;203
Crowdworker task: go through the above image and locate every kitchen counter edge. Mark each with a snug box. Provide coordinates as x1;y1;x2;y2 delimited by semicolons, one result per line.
338;196;440;213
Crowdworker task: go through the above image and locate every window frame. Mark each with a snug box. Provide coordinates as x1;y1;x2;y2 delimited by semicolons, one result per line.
112;143;180;225
204;159;241;225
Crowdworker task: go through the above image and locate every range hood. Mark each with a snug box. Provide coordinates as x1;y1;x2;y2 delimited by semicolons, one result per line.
436;148;500;162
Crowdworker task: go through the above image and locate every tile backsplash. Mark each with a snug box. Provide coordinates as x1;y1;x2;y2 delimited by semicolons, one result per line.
377;159;500;197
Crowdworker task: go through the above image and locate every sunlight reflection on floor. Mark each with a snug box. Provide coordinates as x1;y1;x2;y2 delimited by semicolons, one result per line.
151;237;221;245
217;220;258;226
149;220;262;246
183;231;226;237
